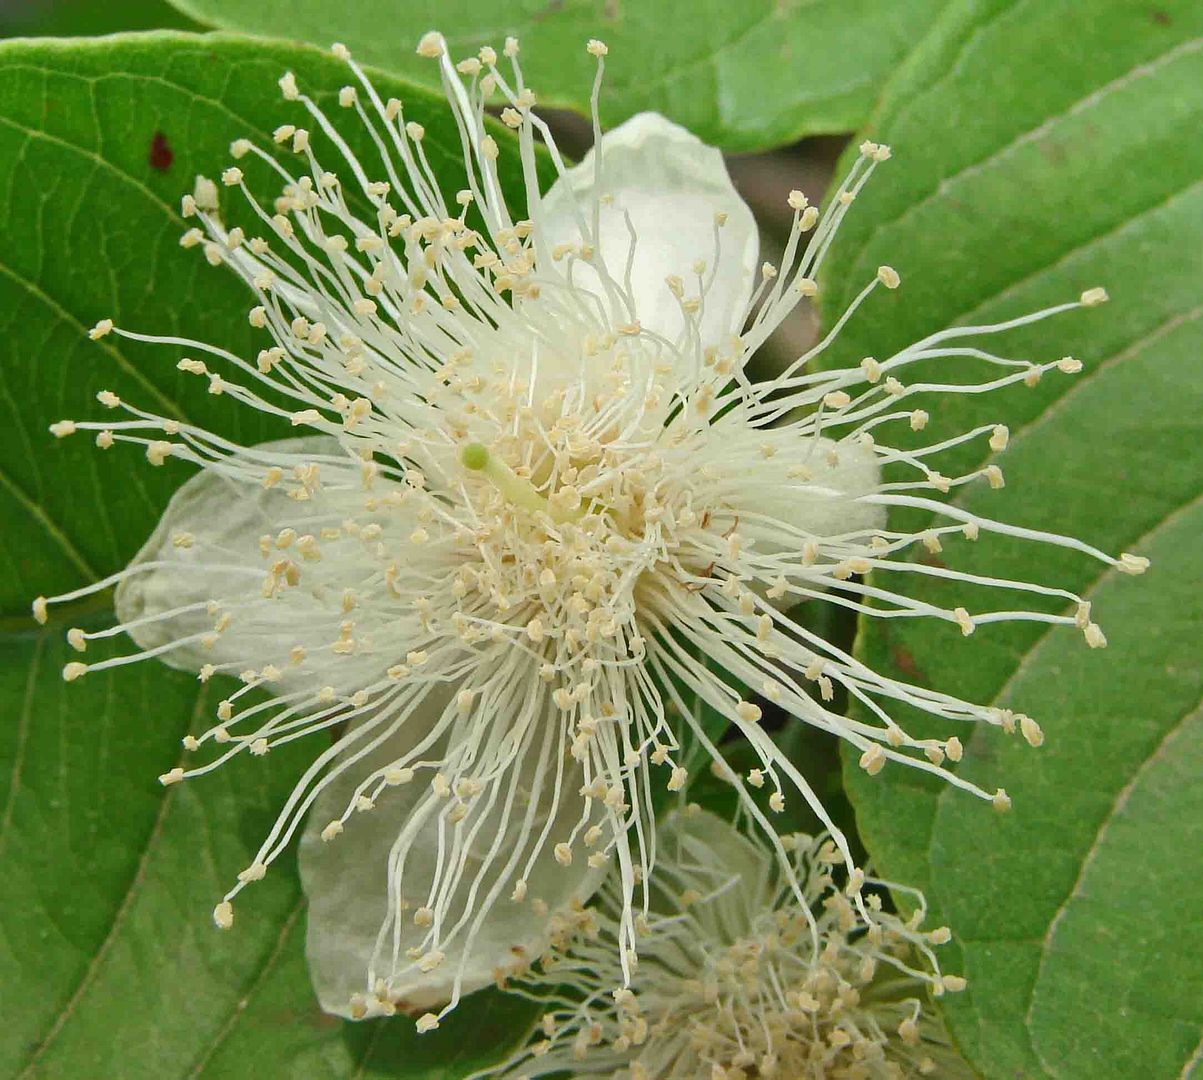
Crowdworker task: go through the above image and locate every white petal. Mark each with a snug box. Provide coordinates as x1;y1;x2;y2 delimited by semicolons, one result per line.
774;436;886;542
541;112;758;347
661;808;772;919
299;705;605;1018
720;426;886;551
114;437;390;690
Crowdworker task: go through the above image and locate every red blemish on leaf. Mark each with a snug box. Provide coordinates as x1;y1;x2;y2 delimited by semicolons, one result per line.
891;645;925;683
916;548;948;570
148;132;174;172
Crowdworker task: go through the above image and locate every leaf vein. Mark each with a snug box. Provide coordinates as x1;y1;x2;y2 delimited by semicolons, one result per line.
0;632;42;847
187;898;305;1079
1025;693;1203;1075
14;686;209;1078
842;32;1203;305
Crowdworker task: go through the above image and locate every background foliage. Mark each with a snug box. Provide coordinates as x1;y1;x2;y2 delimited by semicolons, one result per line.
160;0;949;152
822;3;1203;1076
0;2;1199;1078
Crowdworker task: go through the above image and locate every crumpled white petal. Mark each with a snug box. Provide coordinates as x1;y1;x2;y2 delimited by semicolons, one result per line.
299;707;606;1018
114;436;396;692
540;112;758;348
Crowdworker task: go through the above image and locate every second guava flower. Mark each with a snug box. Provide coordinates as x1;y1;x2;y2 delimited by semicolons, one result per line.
477;808;968;1080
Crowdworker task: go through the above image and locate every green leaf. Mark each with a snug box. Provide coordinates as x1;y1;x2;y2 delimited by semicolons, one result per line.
0;32;537;1077
0;0;199;39
162;0;950;152
819;2;1203;1077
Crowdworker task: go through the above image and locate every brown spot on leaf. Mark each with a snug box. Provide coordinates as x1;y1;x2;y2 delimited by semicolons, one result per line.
916;549;948;570
148;131;173;172
1036;137;1067;166
891;645;925;684
1151;9;1171;25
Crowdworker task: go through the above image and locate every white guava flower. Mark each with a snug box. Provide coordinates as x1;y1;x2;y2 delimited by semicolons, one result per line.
475;807;969;1079
34;31;1146;1027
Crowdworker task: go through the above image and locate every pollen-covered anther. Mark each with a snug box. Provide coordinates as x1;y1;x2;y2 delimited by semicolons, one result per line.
1020;716;1044;748
146;441;174;466
735;701;762;724
877;265;901;289
858;744;887;776
1118;553;1150;575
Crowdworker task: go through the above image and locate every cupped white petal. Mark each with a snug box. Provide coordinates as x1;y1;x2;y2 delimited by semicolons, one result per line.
299;703;606;1018
540;112;758;347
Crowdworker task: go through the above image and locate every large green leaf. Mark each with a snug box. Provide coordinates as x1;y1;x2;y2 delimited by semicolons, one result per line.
162;0;950;152
0;0;199;39
0;32;537;1078
819;2;1203;1077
